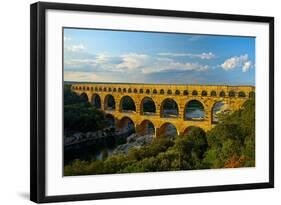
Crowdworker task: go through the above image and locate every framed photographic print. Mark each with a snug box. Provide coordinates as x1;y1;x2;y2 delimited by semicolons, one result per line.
30;2;274;203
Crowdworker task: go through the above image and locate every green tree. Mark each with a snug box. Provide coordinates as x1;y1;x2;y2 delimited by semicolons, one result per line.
63;84;107;136
203;99;255;168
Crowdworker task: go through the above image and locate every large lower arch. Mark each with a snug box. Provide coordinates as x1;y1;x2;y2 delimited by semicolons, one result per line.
104;94;115;110
105;113;115;127
116;116;136;135
80;92;89;103
157;122;178;138
91;94;101;109
182;126;206;137
211;101;230;123
184;100;205;121
138;120;155;136
160;98;179;118
120;96;136;113
140;97;156;115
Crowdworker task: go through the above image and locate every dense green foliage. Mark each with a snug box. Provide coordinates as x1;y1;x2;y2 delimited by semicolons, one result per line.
203;99;255;168
64;84;88;105
64;85;107;136
64;85;255;175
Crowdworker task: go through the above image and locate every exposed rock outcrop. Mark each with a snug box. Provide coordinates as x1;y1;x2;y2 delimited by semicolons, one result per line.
112;133;153;155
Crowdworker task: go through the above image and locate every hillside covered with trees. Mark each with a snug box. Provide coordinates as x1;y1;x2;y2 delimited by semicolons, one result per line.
64;85;107;137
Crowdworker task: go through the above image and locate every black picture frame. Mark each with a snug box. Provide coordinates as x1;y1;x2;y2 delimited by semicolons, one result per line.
30;2;274;203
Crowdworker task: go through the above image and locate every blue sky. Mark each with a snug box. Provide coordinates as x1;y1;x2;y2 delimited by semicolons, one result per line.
64;28;255;85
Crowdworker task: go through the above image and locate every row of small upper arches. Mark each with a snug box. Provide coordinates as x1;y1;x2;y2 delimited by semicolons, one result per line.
72;86;255;98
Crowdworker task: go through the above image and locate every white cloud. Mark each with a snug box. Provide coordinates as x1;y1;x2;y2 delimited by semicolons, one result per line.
242;61;252;72
64;57;120;72
94;53;111;64
64;59;96;66
200;52;215;59
65;44;86;52
158;52;215;59
64;52;209;74
116;53;148;70
64;71;98;82
64;36;71;41
114;54;208;73
141;58;208;74
221;54;253;72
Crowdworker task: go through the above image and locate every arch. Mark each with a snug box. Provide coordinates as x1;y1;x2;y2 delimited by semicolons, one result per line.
138;120;155;135
117;116;136;134
201;90;207;96
103;87;107;92
249;91;255;98
105;113;115;127
146;89;150;94
108;87;112;92
118;88;122;92
192;90;198;96
99;87;102;91
183;90;188;96
160;89;165;94
120;96;136;113
211;90;217;96
104;94;116;110
128;88;132;93
95;87;98;91
133;88;138;93
175;90;180;95
229;90;236;97
91;94;101;108
184;100;205;121
219;91;225;97
211;101;230;123
167;90;172;95
113;88;117;92
157;122;178;138
90;87;93;91
160;98;179;118
139;89;144;94
79;86;82;90
153;89;157;94
140;97;156;115
238;91;246;97
123;88;127;93
80;92;89;102
182;126;206;137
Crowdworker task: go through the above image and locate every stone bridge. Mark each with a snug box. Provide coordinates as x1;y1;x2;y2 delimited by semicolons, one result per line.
71;83;255;137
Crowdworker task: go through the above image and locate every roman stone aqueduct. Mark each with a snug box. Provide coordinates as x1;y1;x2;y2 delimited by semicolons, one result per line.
71;83;255;137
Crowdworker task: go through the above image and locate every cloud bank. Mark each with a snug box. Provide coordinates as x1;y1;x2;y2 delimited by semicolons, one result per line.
64;52;209;74
158;52;215;59
221;54;253;72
